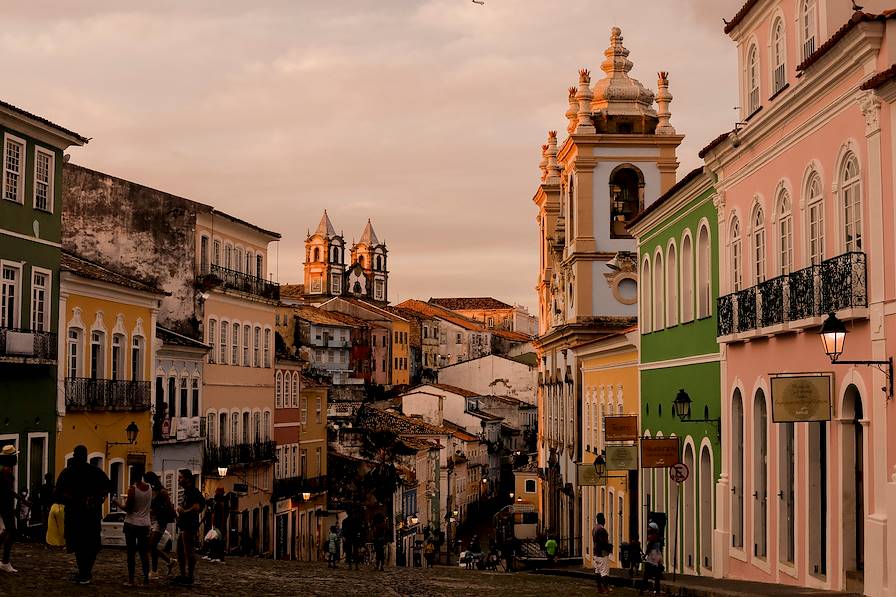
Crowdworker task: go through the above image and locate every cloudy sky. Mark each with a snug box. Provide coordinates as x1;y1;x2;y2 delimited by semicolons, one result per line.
7;0;741;311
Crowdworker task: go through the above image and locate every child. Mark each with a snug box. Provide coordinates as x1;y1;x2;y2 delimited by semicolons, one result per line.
326;525;340;568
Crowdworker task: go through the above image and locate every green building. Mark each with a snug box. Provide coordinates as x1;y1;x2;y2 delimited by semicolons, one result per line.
628;166;720;577
0;100;86;494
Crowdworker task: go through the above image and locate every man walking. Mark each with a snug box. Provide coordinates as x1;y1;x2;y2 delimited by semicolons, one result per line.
173;469;204;586
0;445;25;573
592;513;612;594
55;445;112;585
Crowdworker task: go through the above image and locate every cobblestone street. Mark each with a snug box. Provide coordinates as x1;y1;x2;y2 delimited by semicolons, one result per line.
0;544;627;596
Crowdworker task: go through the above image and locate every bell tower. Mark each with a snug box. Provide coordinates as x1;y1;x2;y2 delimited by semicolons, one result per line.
350;219;388;303
304;210;345;298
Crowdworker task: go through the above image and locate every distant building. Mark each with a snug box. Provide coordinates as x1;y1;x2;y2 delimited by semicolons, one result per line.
437;353;537;405
429;297;537;336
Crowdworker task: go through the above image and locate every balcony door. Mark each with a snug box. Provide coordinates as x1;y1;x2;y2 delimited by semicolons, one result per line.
1;264;20;328
90;331;105;379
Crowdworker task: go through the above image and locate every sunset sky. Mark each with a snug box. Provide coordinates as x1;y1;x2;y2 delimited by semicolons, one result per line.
7;0;741;311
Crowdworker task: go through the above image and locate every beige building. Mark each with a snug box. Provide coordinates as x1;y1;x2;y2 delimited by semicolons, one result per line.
429;297;537;336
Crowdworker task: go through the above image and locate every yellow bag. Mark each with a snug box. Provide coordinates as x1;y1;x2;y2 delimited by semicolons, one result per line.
46;503;65;546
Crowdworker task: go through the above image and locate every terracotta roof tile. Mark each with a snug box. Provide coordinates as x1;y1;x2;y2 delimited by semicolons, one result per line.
797;12;896;72
723;0;760;34
156;325;210;350
429;297;513;311
61;251;167;295
396;299;484;331
860;63;896;90
698;131;732;159
0;98;88;144
280;284;305;299
291;305;359;327
491;329;533;342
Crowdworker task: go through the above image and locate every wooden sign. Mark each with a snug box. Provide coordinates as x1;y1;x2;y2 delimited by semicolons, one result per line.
577;463;607;486
604;415;639;441
770;374;832;423
605;445;639;471
640;437;680;468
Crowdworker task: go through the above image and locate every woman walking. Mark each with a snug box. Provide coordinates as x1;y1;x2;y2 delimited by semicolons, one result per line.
144;472;176;579
118;471;152;586
173;469;204;586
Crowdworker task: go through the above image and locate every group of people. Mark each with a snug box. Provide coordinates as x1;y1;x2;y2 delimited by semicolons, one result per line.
590;514;665;595
0;444;205;587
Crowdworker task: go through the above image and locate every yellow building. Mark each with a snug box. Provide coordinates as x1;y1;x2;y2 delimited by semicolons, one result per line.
577;329;639;569
57;252;166;501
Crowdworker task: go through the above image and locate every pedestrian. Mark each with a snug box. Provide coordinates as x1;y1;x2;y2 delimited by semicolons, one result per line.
0;444;26;573
143;472;176;579
55;444;112;585
592;513;612;594
372;513;387;571
326;525;340;568
208;488;228;563
544;535;558;565
173;469;204;586
640;522;663;596
16;489;31;538
423;538;435;568
341;514;359;570
117;470;152;586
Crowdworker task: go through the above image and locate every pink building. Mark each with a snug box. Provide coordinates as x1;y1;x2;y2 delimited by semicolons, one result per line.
702;3;896;595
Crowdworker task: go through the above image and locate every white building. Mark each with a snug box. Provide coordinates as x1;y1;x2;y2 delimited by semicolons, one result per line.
437;353;537;405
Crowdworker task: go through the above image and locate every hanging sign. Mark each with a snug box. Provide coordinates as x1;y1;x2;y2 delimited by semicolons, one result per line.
604;415;640;441
577;463;607;486
605;445;639;471
640;437;680;468
770;373;832;423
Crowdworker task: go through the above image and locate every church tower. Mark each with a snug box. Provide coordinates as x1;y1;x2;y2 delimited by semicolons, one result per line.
304;210;346;298
348;219;388;303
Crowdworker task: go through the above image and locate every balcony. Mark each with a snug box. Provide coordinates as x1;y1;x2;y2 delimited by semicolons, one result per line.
717;252;867;339
199;264;279;300
65;377;151;411
0;328;57;363
272;475;328;499
204;440;277;472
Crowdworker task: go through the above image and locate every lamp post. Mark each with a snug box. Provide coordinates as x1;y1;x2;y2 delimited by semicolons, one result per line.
671;389;721;440
819;312;893;399
217;466;228;478
105;421;139;458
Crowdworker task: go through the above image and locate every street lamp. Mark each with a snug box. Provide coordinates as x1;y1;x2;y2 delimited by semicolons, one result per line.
301;492;311;501
217;466;228;478
594;454;607;478
819;312;893;398
671;389;721;440
105;421;140;458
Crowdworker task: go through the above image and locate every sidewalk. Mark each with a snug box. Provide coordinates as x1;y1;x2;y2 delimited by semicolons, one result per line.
534;567;862;597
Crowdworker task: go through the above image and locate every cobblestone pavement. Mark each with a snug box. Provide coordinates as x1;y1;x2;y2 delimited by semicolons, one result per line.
0;544;634;596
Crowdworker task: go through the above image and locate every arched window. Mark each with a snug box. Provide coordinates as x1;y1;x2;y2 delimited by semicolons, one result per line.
275;371;283;408
641;257;652;332
772;19;786;94
219;411;228;446
801;0;817;60
697;225;711;318
231;322;240;365
609;165;644;238
777;189;793;274
220;320;229;365
730;217;743;292
231;412;239;447
283;373;291;408
747;45;760;113
666;242;678;326
292;372;299;407
841;153;863;252
681;232;694;321
731;389;744;548
806;171;824;265
653;251;664;329
752;206;766;284
67;327;83;378
263;410;271;442
313;247;320;262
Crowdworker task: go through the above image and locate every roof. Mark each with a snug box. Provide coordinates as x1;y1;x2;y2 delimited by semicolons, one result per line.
212;209;280;240
280;284;305;300
698;131;732;159
299;374;329;389
396;299;484;331
491;329;533;342
470;409;503;422
508;352;538;367
291;305;359;328
723;0;760;34
61;252;167;295
156;325;210;350
314;210;337;238
480;394;525;406
358;219;380;245
627;166;705;228
318;310;366;327
797;11;896;72
861;64;896;90
328;296;408;322
410;383;480;398
429;297;513;311
0;98;89;144
357;406;446;436
441;420;481;443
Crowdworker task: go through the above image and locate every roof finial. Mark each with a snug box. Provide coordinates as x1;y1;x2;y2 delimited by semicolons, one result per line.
655;71;675;135
565;86;579;134
575;69;594;133
539;144;549;182
546;131;561;183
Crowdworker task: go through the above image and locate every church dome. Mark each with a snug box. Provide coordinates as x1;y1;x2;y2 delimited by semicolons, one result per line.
591;27;656;119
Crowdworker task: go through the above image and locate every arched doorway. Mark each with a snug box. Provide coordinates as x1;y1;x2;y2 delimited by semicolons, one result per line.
778;421;795;565
841;384;864;589
699;444;713;571
752;390;768;560
683;442;696;571
731;390;744;549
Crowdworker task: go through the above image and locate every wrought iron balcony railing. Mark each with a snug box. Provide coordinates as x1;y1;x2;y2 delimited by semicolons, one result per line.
0;328;57;361
199;264;279;300
717;251;867;337
65;377;151;411
272;475;328;499
204;440;277;471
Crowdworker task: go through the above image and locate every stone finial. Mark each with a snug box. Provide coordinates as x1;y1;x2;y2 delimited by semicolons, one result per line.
539;144;549;181
565;86;579;134
575;69;595;133
546;131;561;183
655;71;675;135
591;27;656;118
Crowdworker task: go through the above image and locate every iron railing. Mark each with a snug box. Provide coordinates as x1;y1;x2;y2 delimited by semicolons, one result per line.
272;475;328;499
65;377;151;411
0;328;57;361
717;252;867;337
204;440;277;471
200;264;279;300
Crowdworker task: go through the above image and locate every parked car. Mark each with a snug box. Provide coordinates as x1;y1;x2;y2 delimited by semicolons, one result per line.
101;511;126;547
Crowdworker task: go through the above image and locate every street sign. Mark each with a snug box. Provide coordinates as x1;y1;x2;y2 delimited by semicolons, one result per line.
604;415;639;441
605;445;639;471
640;437;680;468
770;373;832;422
669;462;689;484
577;463;607;486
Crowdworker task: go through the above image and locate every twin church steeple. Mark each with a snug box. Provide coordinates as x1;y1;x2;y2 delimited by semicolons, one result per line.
303;211;388;303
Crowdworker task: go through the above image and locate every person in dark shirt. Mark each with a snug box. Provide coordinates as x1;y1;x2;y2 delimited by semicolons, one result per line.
174;469;204;585
54;445;112;585
0;445;27;574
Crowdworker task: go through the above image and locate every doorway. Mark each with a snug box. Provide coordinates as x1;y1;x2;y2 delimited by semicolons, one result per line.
699;444;713;571
841;385;864;591
683;443;695;571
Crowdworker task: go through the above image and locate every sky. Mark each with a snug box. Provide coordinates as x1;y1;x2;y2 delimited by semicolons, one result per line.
6;0;742;312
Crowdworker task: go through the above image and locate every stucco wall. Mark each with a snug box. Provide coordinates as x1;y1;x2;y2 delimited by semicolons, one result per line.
437;355;536;404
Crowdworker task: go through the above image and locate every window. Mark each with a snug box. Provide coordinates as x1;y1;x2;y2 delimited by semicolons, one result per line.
301;397;307;424
801;0;817;61
311;276;322;293
315;447;322;476
191;378;199;417
330;273;342;294
256;255;263;279
456;333;462;344
609;166;643;238
264;328;271;367
213;240;221;266
207;320;217;364
29;270;49;332
231;322;239;364
254;326;261;367
681;233;693;322
67;328;82;377
3;135;24;203
246;251;253;275
1;264;20;328
276;372;283;408
180;377;188;417
224;244;233;269
752;206;766;284
220;320;229;364
730;217;743;291
33;148;54;212
653;251;664;329
315;397;322;424
232;414;239;447
697;225;711;318
806;172;824;265
772;19;786;95
777;189;793;274
375;279;384;301
666;243;678;326
300;449;307;477
747;45;760;114
292;373;299;407
207;414;216;446
525;479;536;493
111;334;124;380
640;257;651;332
262;411;270;441
841;153;862;252
200;236;209;273
219;412;228;446
242;411;249;443
131;336;144;381
243;325;250;366
283;373;291;408
235;247;244;273
90;331;105;379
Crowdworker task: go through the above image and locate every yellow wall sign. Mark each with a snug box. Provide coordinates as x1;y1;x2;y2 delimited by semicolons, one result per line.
770;374;832;423
605;445;639;471
577;463;607;486
604;415;639;441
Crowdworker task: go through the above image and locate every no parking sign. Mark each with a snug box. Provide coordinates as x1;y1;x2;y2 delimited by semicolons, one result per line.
669;462;689;484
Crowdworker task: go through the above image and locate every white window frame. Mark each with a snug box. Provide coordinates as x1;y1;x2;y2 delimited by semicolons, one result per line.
747;44;760;114
771;18;786;95
801;0;817;61
220;319;229;365
666;240;678;326
730;216;743;293
640;256;652;332
680;231;694;322
264;328;271;368
33;146;55;213
26;431;49;494
1;260;22;329
805;171;824;265
207;319;217;364
275;371;283;408
841;153;863;253
776;188;793;275
111;333;125;380
653;249;664;329
231;321;240;365
2;134;26;204
30;267;52;332
131;335;144;381
67;327;82;378
751;206;766;284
